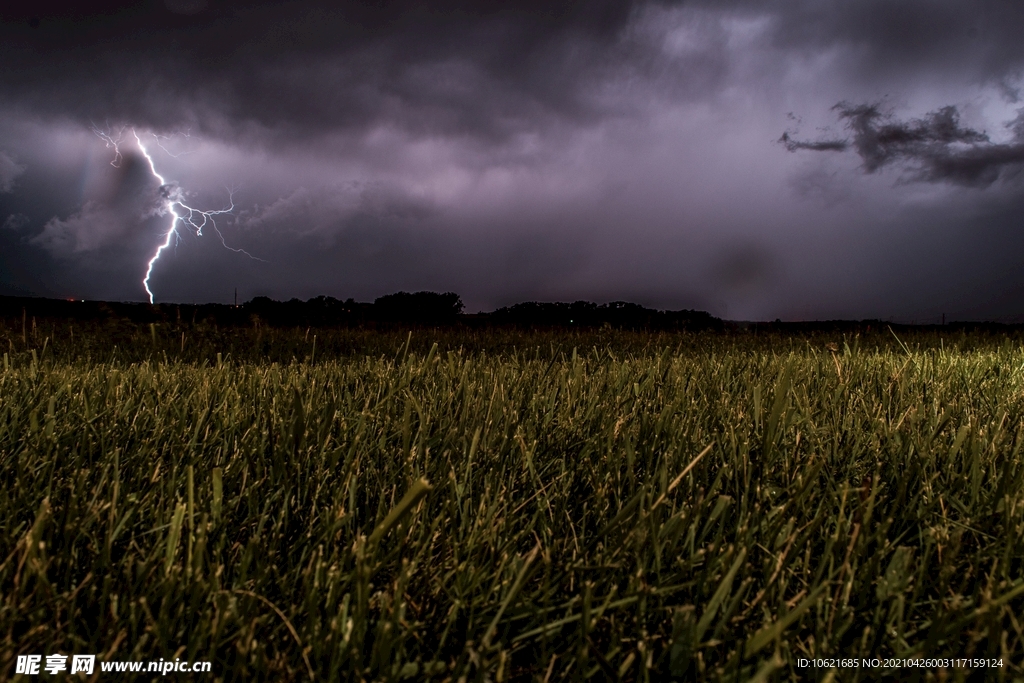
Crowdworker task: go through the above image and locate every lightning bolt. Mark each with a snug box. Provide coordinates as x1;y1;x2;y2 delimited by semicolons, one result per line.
94;126;262;304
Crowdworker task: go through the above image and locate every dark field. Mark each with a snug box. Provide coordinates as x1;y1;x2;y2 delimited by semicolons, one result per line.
2;318;1023;681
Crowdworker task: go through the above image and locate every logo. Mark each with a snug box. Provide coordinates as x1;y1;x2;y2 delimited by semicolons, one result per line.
16;655;95;676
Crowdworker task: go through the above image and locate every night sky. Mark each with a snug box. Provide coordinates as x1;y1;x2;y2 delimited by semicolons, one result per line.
3;1;1024;321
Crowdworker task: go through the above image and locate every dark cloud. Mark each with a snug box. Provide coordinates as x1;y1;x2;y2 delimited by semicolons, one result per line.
716;0;1024;82
0;1;659;146
7;1;1024;149
30;148;165;255
2;213;29;231
778;135;847;153
0;151;25;192
783;103;1024;187
6;1;1024;319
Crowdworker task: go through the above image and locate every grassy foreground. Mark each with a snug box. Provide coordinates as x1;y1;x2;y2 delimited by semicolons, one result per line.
2;328;1024;681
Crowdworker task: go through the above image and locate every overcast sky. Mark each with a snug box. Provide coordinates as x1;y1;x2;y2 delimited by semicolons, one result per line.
3;1;1024;320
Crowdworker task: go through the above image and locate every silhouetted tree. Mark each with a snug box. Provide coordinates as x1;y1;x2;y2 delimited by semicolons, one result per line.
373;291;464;324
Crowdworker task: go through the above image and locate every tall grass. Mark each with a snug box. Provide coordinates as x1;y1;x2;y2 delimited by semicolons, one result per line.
1;327;1023;680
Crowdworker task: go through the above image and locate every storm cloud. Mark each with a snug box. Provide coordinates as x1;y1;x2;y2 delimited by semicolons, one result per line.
4;1;1024;320
782;103;1024;187
0;1;653;143
0;152;25;193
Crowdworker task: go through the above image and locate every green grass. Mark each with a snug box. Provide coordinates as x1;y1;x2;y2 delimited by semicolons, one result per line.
1;324;1023;680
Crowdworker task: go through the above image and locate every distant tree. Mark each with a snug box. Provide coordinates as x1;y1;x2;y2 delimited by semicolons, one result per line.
487;300;722;330
372;291;464;324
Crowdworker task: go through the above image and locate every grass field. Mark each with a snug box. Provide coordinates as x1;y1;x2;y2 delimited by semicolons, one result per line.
2;322;1023;680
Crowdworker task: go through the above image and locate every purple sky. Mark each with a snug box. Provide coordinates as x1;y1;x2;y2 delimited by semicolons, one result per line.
3;1;1024;320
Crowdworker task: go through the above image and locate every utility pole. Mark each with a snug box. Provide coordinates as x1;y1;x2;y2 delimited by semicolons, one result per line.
234;288;238;308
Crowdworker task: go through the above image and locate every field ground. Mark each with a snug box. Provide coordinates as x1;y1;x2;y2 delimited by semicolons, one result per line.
2;321;1024;680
